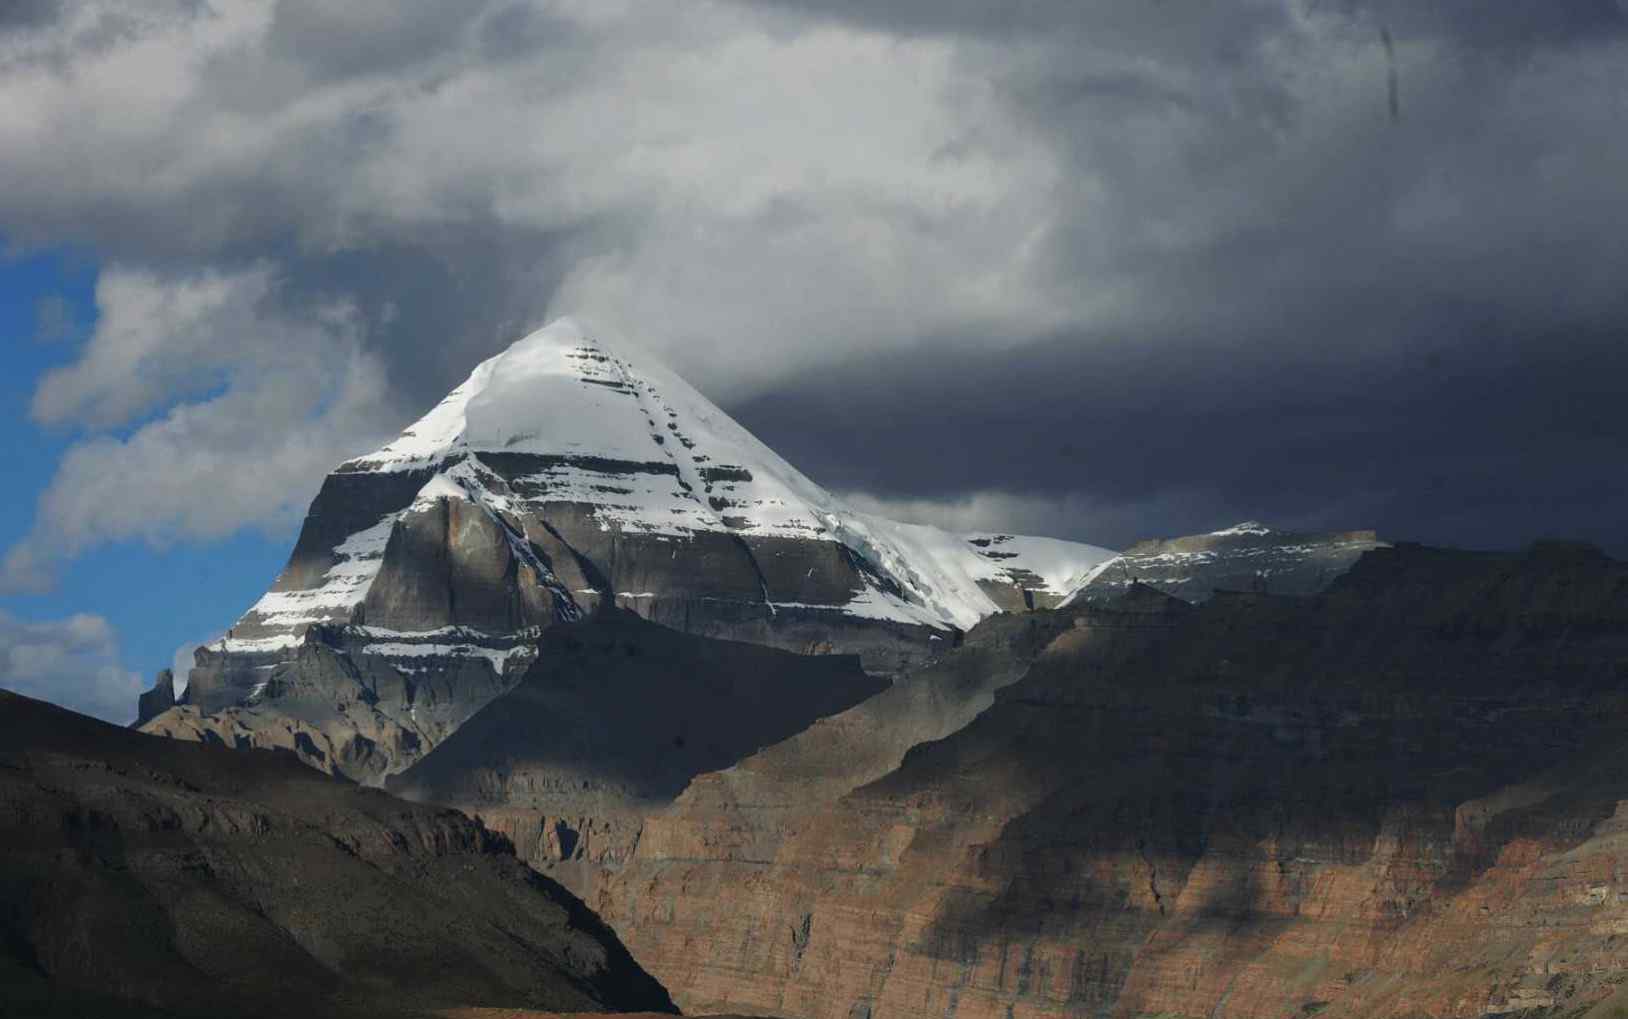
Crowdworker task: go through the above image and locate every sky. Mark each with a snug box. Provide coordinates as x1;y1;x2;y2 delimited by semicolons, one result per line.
3;0;1627;721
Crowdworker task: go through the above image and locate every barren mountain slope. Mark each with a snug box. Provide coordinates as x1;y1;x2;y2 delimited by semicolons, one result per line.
569;542;1628;1019
0;689;674;1019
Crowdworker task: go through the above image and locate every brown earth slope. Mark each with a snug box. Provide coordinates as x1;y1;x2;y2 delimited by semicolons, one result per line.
518;542;1628;1018
0;688;674;1019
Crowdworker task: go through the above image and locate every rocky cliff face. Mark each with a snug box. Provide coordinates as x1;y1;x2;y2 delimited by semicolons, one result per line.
386;612;888;870
402;541;1628;1019
142;319;1112;782
1069;521;1385;604
0;688;674;1018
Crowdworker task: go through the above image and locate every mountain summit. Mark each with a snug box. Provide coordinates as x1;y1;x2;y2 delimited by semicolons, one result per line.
145;319;1114;780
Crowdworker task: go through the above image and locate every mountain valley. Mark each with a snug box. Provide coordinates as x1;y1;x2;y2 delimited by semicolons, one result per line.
15;321;1627;1019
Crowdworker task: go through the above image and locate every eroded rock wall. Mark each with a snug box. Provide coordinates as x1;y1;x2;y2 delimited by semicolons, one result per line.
566;545;1628;1019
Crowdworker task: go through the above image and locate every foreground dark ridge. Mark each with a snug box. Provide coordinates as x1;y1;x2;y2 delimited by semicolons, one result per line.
0;688;675;1019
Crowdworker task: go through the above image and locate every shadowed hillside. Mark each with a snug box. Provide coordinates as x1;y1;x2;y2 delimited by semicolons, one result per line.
517;542;1628;1018
0;688;675;1019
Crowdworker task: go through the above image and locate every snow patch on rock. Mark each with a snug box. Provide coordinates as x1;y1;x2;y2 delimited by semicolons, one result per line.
240;514;398;633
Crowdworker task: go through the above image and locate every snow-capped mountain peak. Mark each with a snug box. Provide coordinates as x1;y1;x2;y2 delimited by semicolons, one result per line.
170;317;1116;779
316;317;1115;631
343;319;832;538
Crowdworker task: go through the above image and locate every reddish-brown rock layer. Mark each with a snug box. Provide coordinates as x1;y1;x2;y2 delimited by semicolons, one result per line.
541;543;1628;1019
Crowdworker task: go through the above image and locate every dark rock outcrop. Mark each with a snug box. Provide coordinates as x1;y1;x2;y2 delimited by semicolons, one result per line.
132;667;174;727
360;487;570;633
0;687;674;1019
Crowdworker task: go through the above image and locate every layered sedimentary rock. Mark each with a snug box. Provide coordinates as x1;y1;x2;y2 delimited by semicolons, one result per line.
143;616;538;782
1069;521;1385;604
437;541;1628;1019
0;688;673;1019
143;318;1112;781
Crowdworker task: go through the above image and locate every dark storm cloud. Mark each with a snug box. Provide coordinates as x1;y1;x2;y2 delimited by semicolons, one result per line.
754;0;1628;53
4;0;1628;584
265;222;600;413
759;0;1628;551
1325;0;1628;54
0;0;60;30
475;1;585;63
736;319;1628;554
748;0;1290;48
264;0;493;80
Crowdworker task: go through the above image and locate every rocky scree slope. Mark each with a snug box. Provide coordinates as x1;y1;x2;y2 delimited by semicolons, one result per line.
461;540;1628;1019
0;688;674;1019
138;318;1113;782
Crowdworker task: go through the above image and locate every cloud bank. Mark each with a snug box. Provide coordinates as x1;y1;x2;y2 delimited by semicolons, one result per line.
2;0;1625;580
0;609;142;723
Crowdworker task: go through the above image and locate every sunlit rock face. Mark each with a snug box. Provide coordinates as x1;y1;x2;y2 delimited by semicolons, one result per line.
448;541;1628;1019
143;318;1113;782
1068;521;1386;605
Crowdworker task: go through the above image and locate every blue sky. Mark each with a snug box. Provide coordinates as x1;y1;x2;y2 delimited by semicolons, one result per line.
2;249;290;717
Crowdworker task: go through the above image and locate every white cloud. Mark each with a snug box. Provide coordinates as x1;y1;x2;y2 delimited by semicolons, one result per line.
0;2;1079;393
0;609;143;723
170;635;211;696
3;264;398;592
34;266;281;428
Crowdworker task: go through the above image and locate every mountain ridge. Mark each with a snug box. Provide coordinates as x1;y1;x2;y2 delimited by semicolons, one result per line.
561;540;1628;1018
1068;520;1385;604
141;318;1114;781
